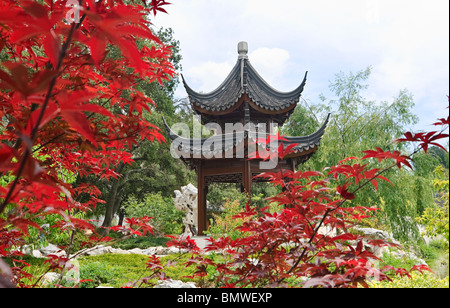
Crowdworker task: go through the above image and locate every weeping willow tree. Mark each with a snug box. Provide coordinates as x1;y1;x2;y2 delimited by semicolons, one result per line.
283;67;435;241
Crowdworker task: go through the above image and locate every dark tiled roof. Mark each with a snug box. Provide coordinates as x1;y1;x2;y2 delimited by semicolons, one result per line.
182;58;307;113
163;114;330;159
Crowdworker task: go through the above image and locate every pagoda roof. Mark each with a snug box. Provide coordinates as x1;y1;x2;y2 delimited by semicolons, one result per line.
163;114;330;161
182;42;307;115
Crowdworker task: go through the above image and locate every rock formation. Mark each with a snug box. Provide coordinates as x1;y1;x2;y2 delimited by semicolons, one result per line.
173;184;202;236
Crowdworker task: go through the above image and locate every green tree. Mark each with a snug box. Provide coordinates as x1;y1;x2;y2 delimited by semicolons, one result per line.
294;67;418;169
284;67;435;241
417;166;449;247
428;145;450;169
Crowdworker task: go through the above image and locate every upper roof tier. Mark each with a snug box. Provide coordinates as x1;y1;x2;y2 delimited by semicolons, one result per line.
182;42;308;115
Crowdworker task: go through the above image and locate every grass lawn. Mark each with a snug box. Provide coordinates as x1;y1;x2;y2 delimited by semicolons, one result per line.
77;253;197;288
7;236;448;288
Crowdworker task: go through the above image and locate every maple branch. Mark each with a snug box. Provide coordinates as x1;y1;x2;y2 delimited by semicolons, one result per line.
301;131;448;253
31;83;135;154
279;154;411;283
0;23;78;214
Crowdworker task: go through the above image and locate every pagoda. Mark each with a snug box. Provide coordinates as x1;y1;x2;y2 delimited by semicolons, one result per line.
165;42;329;235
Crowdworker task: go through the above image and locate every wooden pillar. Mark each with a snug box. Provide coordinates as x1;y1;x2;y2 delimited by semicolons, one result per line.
197;161;207;235
243;159;252;202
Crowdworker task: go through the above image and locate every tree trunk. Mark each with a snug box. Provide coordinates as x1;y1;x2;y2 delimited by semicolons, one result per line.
99;163;124;236
118;208;125;226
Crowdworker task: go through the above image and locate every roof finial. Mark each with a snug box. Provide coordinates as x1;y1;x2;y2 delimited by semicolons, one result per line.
238;41;248;59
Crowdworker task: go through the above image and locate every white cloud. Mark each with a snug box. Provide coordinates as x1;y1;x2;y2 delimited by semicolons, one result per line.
186;61;234;93
248;48;290;87
182;47;292;94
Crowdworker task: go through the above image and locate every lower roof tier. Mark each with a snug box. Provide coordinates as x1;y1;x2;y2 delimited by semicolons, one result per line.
163;114;330;165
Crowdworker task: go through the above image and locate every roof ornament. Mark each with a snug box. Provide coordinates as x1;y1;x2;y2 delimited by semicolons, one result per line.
238;41;248;59
238;41;248;89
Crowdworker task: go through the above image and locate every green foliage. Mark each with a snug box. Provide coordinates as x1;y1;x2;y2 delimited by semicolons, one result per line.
305;68;418;168
23;212;89;252
417;166;449;246
111;236;170;250
418;204;449;243
423;239;449;278
123;193;184;236
381;250;422;271
78;254;149;288
209;199;252;240
371;244;449;287
370;271;448;288
78;253;195;288
283;102;319;136
3;255;46;286
207;182;280;212
79;261;118;288
0;173;14;187
428;146;449;169
376;169;434;241
207;183;247;212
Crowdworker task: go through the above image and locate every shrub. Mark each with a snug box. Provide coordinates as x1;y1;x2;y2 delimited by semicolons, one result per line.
416;166;449;247
79;261;118;288
112;236;170;250
209;199;252;240
370;272;449;288
123;193;184;236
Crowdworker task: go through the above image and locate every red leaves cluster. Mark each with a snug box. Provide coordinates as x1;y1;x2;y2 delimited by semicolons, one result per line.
0;0;173;287
248;132;299;161
166;235;201;253
110;216;154;237
168;165;417;288
148;0;171;16
167;103;449;288
396;98;449;153
362;148;412;169
397;131;449;154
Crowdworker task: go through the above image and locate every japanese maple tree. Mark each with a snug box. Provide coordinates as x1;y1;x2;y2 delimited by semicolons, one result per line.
0;0;173;287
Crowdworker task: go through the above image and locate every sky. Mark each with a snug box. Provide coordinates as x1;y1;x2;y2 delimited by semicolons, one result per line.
152;0;449;137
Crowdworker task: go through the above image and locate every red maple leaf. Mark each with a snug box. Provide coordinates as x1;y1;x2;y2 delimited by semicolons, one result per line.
148;0;171;16
336;183;355;200
362;148;412;169
396;131;449;153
